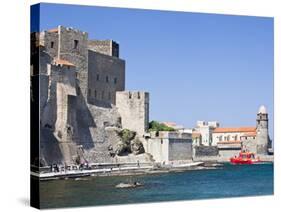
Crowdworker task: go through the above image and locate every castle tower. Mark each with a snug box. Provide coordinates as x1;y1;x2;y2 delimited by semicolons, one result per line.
40;26;89;97
256;105;269;155
116;91;149;136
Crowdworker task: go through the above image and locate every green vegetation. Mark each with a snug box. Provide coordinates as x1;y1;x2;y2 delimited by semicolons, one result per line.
117;129;136;144
148;121;175;132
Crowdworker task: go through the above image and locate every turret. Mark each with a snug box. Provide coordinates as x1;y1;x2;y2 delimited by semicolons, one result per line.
256;105;269;155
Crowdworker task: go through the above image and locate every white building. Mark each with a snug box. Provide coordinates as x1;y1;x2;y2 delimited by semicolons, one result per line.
194;121;219;146
212;127;257;146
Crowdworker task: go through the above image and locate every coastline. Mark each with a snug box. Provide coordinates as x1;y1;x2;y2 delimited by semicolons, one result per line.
32;156;274;181
32;161;218;181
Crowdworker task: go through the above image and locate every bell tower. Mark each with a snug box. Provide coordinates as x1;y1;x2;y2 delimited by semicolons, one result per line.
256;105;269;155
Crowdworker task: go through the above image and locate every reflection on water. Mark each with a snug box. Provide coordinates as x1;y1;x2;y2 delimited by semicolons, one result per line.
40;163;273;209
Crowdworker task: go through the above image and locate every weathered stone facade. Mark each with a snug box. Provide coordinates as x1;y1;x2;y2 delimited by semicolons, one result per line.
31;26;150;166
88;51;125;105
256;106;269;155
88;40;119;57
116;91;149;137
143;131;193;163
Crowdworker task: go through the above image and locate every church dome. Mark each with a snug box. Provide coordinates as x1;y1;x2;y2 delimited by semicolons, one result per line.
258;105;267;114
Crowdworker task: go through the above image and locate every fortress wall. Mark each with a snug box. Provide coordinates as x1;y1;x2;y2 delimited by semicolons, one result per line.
169;139;192;161
39;49;52;75
39;75;49;117
194;146;218;157
88;40;119;57
40;31;59;58
116;91;149;136
217;142;241;159
144;138;169;163
88;51;125;105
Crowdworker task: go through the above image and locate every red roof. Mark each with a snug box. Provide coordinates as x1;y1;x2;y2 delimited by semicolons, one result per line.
213;127;256;133
54;58;75;67
48;28;58;33
161;122;177;127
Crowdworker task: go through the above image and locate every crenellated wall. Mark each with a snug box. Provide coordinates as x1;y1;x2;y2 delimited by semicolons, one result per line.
88;40;119;57
116;91;149;136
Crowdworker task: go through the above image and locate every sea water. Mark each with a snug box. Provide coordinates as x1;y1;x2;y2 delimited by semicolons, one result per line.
39;163;273;208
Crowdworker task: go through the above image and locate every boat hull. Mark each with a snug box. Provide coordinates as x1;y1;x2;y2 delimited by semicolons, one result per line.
230;158;261;165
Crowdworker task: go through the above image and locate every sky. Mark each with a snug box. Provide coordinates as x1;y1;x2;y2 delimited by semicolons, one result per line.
33;3;274;137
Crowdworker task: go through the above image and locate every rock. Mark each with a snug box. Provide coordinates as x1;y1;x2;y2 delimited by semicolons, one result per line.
115;141;129;156
130;137;145;155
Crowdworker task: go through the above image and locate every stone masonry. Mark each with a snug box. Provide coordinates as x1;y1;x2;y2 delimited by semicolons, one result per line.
31;26;151;166
116;91;149;137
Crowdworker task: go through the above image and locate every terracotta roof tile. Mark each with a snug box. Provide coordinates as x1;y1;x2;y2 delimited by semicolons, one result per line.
48;28;58;33
54;58;75;67
213;127;256;133
161;122;177;127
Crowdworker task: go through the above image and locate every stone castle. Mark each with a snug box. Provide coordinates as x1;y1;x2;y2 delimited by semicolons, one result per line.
30;26;270;167
31;26;153;166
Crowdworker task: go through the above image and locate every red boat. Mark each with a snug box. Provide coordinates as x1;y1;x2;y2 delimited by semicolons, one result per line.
230;151;261;164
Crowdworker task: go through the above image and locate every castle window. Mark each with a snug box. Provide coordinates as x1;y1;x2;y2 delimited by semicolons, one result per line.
51;41;54;48
129;92;132;99
106;76;109;83
74;40;79;49
137;92;141;99
94;90;97;98
114;77;117;84
96;74;99;81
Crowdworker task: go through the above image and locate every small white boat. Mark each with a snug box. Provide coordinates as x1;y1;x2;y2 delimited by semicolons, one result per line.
115;182;142;188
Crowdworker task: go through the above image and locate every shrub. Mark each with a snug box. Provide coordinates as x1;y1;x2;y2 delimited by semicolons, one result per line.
148;120;175;132
117;129;136;144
